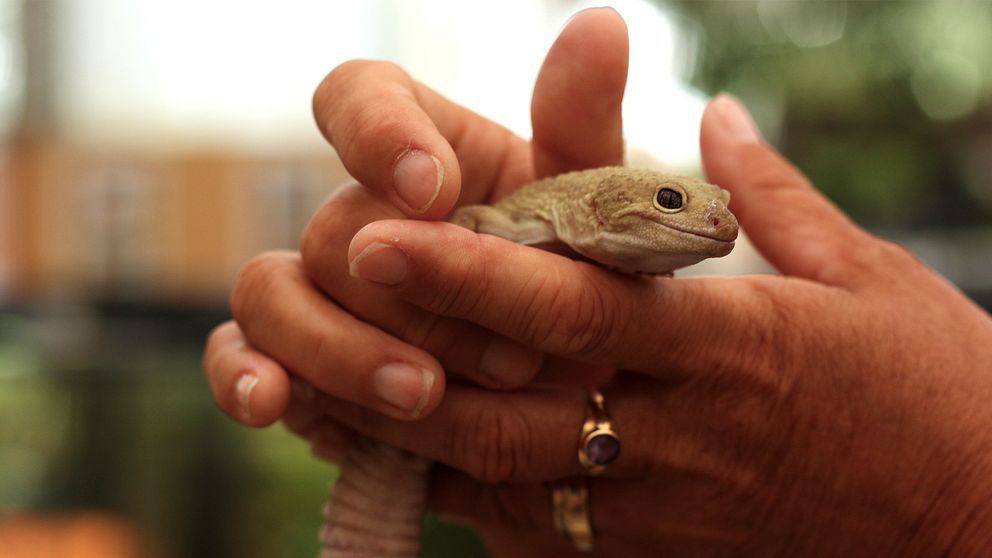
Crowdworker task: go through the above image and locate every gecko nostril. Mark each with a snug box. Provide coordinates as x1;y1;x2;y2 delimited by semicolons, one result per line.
712;217;721;227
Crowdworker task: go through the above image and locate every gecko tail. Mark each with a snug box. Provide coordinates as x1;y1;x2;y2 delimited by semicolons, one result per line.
319;438;430;558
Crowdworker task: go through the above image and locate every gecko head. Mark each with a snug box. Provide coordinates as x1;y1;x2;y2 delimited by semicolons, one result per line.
582;169;739;272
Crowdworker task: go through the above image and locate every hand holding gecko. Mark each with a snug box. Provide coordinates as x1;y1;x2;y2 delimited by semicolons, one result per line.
203;8;992;557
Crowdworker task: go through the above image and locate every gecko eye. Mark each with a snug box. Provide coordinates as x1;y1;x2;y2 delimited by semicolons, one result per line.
655;188;683;211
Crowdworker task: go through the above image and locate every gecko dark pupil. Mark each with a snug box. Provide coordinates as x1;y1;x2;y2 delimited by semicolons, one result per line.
657;188;683;209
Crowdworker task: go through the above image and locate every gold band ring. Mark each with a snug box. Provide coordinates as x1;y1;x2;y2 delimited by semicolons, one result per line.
550;478;594;552
578;388;620;475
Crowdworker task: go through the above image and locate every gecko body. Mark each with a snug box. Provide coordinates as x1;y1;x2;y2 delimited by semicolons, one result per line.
452;167;738;274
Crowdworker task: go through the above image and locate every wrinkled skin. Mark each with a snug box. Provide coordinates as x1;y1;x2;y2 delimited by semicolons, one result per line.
203;8;992;557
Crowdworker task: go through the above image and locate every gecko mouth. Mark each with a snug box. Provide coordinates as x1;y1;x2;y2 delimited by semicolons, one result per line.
610;209;739;245
662;223;738;244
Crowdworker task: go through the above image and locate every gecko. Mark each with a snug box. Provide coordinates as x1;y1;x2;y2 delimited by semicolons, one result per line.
318;167;739;557
451;166;738;274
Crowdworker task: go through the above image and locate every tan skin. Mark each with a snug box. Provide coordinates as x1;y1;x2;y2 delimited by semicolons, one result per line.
202;8;992;557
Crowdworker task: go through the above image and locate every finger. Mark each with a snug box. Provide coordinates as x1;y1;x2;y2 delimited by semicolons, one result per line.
427;469;626;548
348;219;779;376
301;185;545;389
306;384;586;483
429;469;746;554
699;94;875;283
305;382;666;484
313;60;531;217
203;321;291;427
531;7;628;177
230;251;445;420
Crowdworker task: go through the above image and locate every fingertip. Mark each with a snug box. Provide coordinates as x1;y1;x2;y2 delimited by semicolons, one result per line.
370;361;446;420
700;93;817;200
393;149;444;214
347;219;460;277
347;220;401;261
700;94;869;280
204;322;292;428
700;94;762;188
247;362;292;427
562;6;629;42
419;363;447;419
533;5;628;175
312;60;462;219
707;94;762;144
230;354;292;428
479;337;544;389
392;146;463;219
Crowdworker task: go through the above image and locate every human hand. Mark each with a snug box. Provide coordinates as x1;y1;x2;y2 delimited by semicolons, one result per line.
291;96;992;556
203;8;627;439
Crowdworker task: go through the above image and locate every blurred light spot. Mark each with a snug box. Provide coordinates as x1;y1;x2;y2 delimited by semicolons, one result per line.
55;0;380;153
910;52;981;121
52;0;707;165
758;0;846;48
0;35;11;91
390;0;552;140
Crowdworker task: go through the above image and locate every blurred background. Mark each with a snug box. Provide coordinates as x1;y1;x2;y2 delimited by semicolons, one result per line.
1;0;990;556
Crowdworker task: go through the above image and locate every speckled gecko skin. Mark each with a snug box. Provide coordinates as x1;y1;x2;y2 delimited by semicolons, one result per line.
319;167;739;557
452;167;738;274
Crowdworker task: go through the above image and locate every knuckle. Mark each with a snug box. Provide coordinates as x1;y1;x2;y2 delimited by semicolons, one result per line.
314;59;413;165
299;202;335;278
202;322;242;374
202;322;239;372
819;234;908;287
749;165;810;196
457;405;531;484
521;267;618;357
427;234;492;318
299;183;365;285
230;252;293;325
699;279;795;394
729;279;825;402
401;311;448;353
337;103;406;165
313;59;383;126
304;328;337;382
873;237;917;268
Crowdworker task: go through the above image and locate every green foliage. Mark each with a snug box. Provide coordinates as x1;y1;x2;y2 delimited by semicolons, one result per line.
664;0;992;227
0;331;486;557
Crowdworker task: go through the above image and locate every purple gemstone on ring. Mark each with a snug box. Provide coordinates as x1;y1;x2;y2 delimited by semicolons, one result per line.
586;433;620;466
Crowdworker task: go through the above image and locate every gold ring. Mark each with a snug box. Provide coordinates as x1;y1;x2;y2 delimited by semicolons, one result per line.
550;478;594;552
578;388;620;475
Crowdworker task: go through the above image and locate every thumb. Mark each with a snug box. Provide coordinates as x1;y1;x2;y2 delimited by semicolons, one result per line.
700;95;869;282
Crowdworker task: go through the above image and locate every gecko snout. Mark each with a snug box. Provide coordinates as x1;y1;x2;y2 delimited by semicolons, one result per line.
705;201;739;241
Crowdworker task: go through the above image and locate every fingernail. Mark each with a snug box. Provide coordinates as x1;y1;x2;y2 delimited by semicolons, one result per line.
394;149;443;213
349;242;409;285
372;363;434;418
713;94;762;144
235;373;259;421
479;337;543;388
